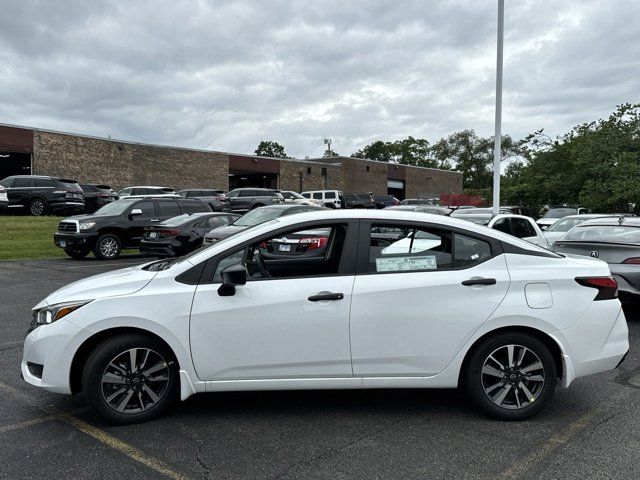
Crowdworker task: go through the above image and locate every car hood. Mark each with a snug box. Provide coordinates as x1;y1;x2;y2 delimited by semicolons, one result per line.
204;224;249;240
34;265;158;309
61;213;118;223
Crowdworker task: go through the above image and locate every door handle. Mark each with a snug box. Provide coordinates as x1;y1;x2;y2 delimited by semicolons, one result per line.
461;277;497;286
308;292;344;302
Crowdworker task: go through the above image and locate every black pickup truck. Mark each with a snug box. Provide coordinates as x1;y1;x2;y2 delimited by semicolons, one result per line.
54;196;211;259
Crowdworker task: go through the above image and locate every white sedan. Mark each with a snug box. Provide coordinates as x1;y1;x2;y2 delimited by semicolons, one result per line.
22;210;628;424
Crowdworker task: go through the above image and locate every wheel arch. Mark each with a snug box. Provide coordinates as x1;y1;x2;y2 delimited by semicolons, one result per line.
457;325;563;387
69;327;181;395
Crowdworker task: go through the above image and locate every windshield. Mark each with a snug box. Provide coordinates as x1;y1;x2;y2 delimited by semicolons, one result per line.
287;191;305;199
546;217;587;232
93;200;137;216
543;208;577;219
564;225;640;243
233;208;287;227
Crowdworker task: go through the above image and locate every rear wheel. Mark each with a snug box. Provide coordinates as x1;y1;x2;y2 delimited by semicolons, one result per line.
64;246;90;259
93;233;122;260
464;332;556;420
82;334;179;424
29;198;47;216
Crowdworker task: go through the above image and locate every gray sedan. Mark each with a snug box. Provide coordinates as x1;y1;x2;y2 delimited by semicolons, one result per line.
553;216;640;302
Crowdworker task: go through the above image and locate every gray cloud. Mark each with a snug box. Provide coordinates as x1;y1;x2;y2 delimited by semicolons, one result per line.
0;0;638;158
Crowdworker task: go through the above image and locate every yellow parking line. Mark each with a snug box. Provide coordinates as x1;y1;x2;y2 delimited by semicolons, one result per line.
0;381;191;480
0;415;55;434
500;409;598;478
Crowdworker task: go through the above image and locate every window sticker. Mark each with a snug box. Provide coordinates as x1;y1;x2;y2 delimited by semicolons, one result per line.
376;255;437;272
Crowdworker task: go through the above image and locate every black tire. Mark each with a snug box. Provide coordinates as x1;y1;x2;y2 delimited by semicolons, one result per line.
93;233;122;260
64;246;91;259
82;334;179;425
464;332;557;420
325;202;337;209
28;198;47;216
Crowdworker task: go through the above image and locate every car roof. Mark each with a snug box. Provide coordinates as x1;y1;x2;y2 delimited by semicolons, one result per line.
573;216;640;227
184;209;553;266
253;204;323;210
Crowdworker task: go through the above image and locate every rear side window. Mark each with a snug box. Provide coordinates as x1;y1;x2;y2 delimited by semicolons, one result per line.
492;218;511;235
511;219;536;238
367;224;492;273
312;192;322;200
12;177;32;187
0;178;12;188
325;192;336;199
34;178;56;187
239;190;254;197
206;216;229;228
158;201;181;217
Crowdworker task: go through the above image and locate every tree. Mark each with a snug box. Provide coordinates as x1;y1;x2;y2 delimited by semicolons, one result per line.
254;141;289;158
323;148;339;157
501;103;640;213
351;137;437;167
429;130;520;190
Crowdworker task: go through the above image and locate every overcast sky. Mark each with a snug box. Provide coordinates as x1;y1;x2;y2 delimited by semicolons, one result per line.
1;0;638;158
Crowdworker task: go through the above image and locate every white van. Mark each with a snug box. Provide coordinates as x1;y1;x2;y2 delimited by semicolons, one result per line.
301;189;343;208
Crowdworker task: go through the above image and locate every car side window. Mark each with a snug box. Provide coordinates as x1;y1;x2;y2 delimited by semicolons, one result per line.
227;191;239;198
183;201;209;214
119;188;132;195
211;224;347;282
12;177;32;187
0;178;12;188
492;218;512;235
301;193;310;198
454;234;492;268
207;216;228;228
368;224;452;273
325;192;336;199
34;178;56;187
132;201;155;218
158;201;181;217
368;224;492;273
312;192;323;200
511;219;536;238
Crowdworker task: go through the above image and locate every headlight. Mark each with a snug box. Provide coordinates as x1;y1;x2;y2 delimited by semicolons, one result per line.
33;300;92;326
79;221;96;231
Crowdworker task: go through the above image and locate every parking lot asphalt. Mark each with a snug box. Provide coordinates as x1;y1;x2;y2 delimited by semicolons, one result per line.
1;257;640;479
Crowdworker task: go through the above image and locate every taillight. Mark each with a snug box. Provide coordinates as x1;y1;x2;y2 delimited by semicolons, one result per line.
158;229;181;236
299;237;328;250
575;276;618;300
623;258;640;264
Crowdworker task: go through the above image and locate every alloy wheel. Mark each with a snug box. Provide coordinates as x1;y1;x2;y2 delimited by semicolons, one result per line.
101;348;170;413
481;344;545;410
30;200;45;216
99;238;118;258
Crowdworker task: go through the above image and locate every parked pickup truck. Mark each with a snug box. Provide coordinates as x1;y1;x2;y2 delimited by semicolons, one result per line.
54;196;211;260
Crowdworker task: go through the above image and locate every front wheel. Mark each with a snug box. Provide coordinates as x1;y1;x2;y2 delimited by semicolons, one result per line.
93;233;122;260
464;332;557;420
82;334;179;424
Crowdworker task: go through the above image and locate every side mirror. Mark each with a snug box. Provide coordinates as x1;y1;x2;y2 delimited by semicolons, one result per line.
217;264;247;296
129;208;143;217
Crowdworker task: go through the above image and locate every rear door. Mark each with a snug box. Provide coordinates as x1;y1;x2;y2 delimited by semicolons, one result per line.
350;220;510;376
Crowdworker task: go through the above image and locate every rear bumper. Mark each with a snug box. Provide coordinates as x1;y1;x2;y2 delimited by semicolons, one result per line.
556;303;629;386
139;240;178;257
609;265;640;302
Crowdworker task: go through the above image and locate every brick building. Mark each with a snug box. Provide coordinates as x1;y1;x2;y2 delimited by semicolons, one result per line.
0;123;462;199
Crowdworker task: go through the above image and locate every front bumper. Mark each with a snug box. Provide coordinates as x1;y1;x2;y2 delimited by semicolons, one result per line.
54;232;97;249
22;318;89;394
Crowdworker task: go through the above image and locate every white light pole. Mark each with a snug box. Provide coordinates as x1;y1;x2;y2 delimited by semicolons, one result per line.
492;0;504;217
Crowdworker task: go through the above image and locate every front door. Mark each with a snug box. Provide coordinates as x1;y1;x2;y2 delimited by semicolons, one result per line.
123;200;156;246
350;221;510;377
189;221;356;380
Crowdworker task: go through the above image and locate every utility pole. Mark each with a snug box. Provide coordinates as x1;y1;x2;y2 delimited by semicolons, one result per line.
492;0;504;217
